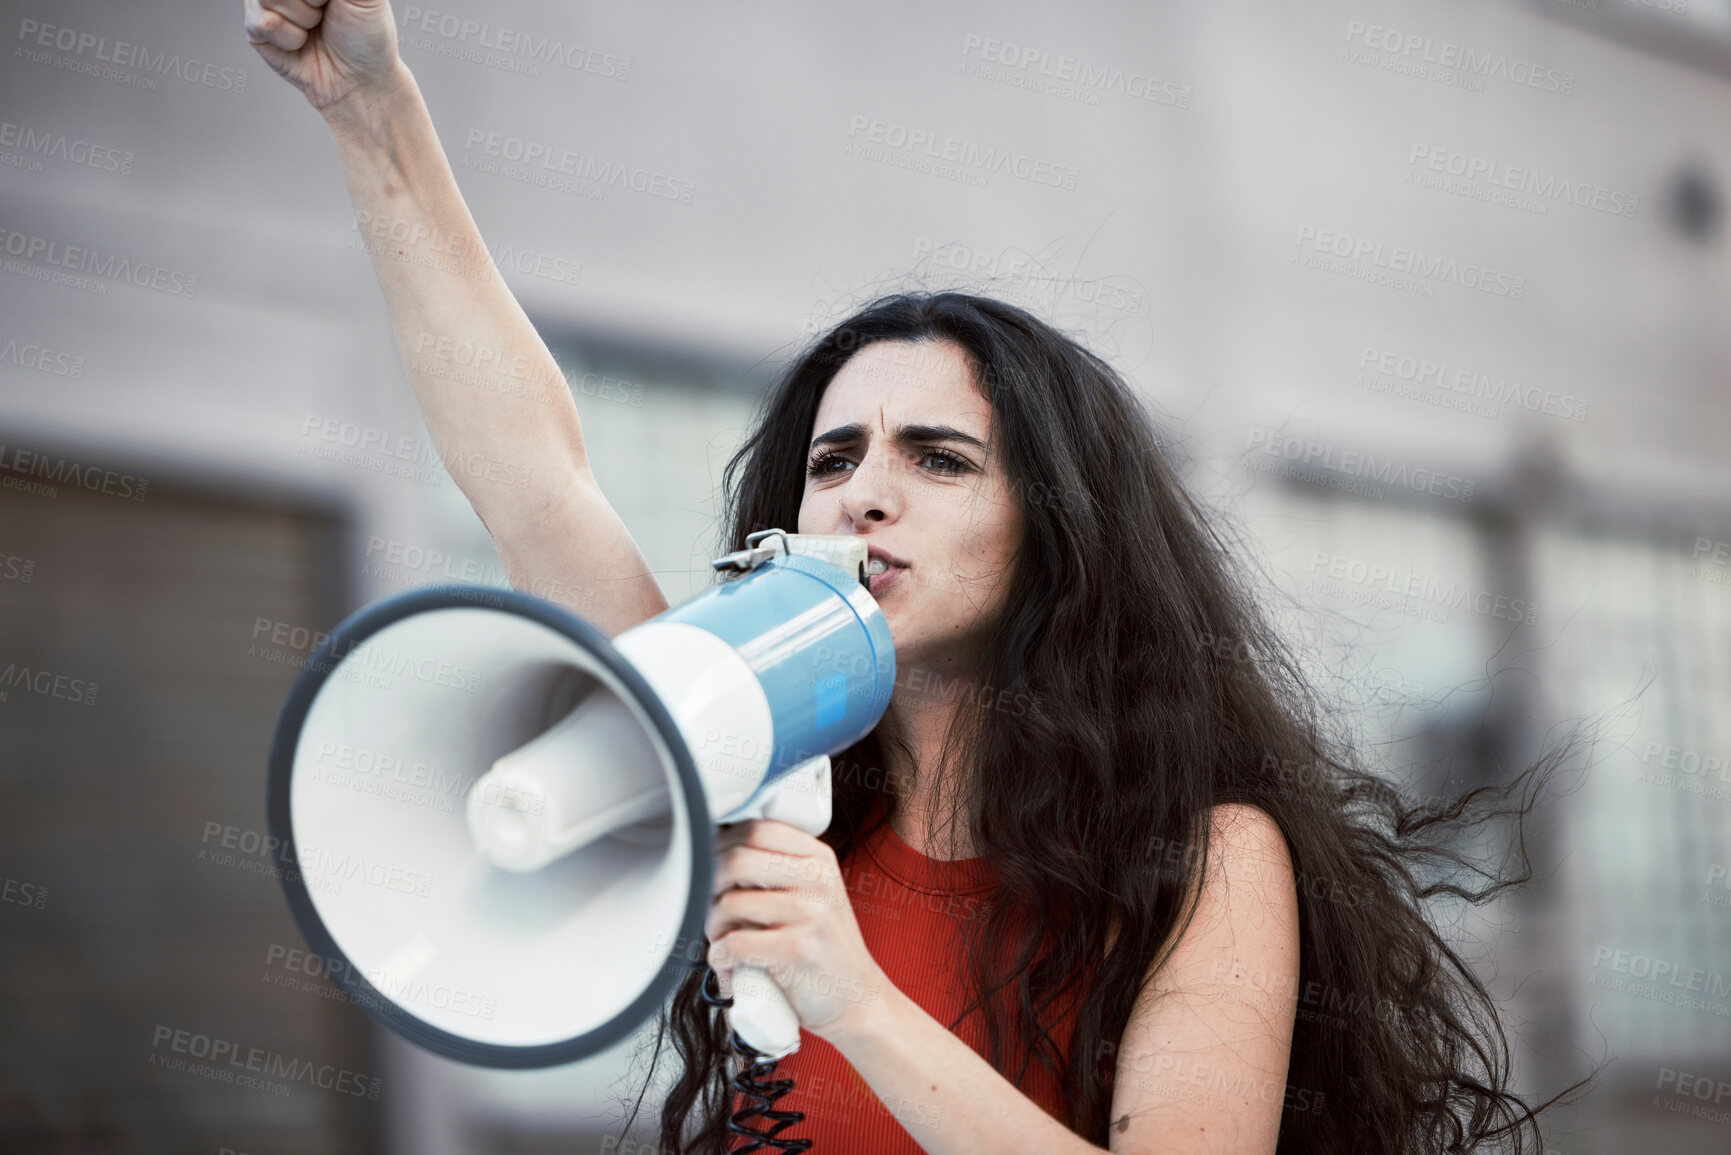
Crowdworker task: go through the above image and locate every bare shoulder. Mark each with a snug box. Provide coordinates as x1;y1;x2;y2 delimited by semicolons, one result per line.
1145;803;1298;985
1206;803;1292;867
1193;802;1297;919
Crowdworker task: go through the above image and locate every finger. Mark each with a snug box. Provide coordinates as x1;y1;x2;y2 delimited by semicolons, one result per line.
243;1;309;51
242;0;272;43
715;818;811;855
706;885;763;945
713;843;839;897
710;928;784;974
706;885;803;943
714;844;791;896
262;0;326;32
709;873;843;945
702;886;778;948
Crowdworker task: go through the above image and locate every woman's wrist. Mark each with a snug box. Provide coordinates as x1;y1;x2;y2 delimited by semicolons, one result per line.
821;972;913;1055
319;60;420;147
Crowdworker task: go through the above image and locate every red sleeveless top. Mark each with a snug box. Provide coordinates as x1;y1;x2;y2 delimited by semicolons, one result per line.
729;806;1084;1151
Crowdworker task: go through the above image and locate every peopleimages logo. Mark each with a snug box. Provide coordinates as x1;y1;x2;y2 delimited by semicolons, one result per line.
845;115;1080;190
16;19;249;92
1342;19;1574;95
0;227;198;298
0;334;85;377
461;128;695;204
0;120;135;174
1293;226;1525;300
957;33;1192;109
1356;344;1588;422
247;616;486;694
294;846;434;898
348;210;583;288
299;411;535;488
1;872;48;910
1245;427;1476;503
0;443;149;501
1406;145;1638;219
1307;550;1538;626
0;662;100;705
397;7;631;79
1591;945;1731;1001
264;943;499;1021
149;1025;380;1098
911;238;1144;316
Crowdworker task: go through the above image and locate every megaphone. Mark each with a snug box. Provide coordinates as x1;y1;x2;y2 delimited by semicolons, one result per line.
266;529;894;1069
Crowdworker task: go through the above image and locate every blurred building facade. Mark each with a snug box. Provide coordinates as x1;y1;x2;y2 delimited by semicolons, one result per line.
2;0;1730;1151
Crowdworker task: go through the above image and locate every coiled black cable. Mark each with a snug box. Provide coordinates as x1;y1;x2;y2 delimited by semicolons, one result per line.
700;964;812;1153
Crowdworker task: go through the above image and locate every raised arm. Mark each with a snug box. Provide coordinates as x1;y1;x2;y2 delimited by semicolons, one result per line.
244;0;670;636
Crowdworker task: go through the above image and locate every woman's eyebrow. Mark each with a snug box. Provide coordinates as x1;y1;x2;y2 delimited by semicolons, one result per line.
808;422;988;453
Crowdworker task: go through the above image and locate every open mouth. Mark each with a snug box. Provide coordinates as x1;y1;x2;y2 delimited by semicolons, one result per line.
864;550;908;595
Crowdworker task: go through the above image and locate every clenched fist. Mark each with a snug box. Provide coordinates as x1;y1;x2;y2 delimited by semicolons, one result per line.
243;0;402;112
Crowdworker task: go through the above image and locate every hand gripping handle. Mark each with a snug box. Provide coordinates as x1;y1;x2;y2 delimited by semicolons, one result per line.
716;754;832;1061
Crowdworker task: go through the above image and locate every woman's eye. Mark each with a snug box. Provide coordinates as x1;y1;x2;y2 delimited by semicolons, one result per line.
806;452;852;477
806;449;971;477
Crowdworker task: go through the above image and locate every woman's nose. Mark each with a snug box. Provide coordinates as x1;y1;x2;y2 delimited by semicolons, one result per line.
837;449;901;527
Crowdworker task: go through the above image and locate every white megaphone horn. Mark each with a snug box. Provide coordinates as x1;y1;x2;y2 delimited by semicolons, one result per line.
265;530;894;1068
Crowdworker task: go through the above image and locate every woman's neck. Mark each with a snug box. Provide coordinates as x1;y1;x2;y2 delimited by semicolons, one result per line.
876;666;978;861
890;794;975;861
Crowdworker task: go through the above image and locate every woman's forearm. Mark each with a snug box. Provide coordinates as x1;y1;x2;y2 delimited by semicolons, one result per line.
824;984;1103;1155
318;62;590;527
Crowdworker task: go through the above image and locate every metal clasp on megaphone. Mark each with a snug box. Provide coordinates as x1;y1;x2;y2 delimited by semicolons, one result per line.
713;529;870;590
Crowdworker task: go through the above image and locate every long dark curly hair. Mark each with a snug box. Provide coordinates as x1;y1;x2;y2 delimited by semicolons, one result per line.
610;291;1593;1153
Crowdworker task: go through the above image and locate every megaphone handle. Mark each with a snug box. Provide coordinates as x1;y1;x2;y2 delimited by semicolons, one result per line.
699;965;813;1151
726;965;801;1061
718;754;833;1060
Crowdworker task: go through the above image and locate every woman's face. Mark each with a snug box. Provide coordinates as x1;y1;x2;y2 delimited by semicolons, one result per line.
797;338;1023;672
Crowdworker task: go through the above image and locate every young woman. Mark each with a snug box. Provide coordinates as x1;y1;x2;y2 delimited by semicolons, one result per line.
246;3;1583;1152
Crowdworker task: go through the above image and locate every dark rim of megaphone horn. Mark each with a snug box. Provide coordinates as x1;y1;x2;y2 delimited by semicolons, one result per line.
266;584;714;1069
